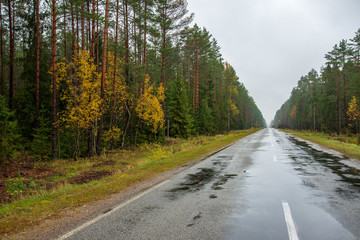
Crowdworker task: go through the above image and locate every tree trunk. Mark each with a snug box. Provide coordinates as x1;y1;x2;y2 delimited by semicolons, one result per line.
313;106;316;131
343;66;347;129
51;0;57;159
63;0;67;61
87;0;91;49
195;41;199;113
124;0;129;85
71;1;75;56
160;8;166;86
142;1;148;95
8;0;14;109
96;0;109;155
0;1;4;96
87;0;97;157
143;1;147;73
91;0;95;58
96;0;99;71
133;8;137;66
220;71;223;132
187;49;190;92
228;108;231;132
35;0;40;128
110;0;120;140
336;69;340;135
76;3;79;47
81;1;85;50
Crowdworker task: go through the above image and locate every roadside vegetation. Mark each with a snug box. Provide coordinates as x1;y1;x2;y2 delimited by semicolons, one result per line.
271;29;360;136
282;129;360;160
0;129;259;237
272;28;360;159
0;0;266;165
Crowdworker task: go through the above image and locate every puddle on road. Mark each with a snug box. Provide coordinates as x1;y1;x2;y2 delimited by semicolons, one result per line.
166;155;238;200
211;174;238;191
168;168;216;194
209;194;218;199
187;212;202;227
288;136;360;196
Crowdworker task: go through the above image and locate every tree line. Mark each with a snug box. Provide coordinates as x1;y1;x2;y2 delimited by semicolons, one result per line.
0;0;265;161
272;29;360;134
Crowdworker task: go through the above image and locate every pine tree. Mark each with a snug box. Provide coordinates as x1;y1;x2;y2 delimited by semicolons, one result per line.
35;0;40;128
325;44;341;134
155;0;194;86
168;72;193;138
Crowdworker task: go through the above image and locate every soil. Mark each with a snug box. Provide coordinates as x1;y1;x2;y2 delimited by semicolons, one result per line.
91;160;116;168
0;160;58;204
68;170;114;185
0;159;118;204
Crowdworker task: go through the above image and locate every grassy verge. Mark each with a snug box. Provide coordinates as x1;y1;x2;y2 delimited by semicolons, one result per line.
281;129;360;159
0;128;260;236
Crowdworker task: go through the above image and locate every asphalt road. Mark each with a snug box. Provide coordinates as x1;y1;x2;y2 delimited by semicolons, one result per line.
57;128;360;240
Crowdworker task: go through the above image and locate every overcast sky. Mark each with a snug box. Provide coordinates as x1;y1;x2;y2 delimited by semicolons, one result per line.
186;0;360;125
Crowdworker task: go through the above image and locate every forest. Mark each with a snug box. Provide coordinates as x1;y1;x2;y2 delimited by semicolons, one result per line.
272;29;360;135
0;0;266;162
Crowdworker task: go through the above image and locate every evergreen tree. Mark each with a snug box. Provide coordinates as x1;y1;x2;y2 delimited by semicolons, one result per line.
0;95;19;162
168;72;194;138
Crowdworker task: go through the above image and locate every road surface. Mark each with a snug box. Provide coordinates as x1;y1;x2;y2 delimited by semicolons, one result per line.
58;128;360;240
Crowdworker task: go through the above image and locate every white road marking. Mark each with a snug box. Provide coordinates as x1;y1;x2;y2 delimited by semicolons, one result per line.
273;156;277;162
57;180;170;240
282;201;299;240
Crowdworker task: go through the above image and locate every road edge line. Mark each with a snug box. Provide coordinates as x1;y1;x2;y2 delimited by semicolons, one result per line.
57;180;170;240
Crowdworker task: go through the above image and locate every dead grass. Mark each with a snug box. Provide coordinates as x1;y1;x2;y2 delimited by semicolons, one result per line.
0;128;260;237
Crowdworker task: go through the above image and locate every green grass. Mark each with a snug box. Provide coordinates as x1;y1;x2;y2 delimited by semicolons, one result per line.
0;129;260;237
281;129;360;160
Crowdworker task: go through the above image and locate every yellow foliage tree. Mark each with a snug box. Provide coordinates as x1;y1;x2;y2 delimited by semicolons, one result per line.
103;52;127;147
56;49;101;159
347;96;360;132
135;75;165;133
290;105;297;120
104;52;127;110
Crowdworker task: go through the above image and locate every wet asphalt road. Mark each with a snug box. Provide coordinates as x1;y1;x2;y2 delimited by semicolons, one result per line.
58;128;360;240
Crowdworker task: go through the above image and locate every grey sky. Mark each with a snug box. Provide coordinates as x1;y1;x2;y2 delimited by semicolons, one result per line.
186;0;360;125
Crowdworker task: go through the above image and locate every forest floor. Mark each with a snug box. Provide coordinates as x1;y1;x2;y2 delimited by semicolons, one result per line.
281;129;360;160
0;129;260;239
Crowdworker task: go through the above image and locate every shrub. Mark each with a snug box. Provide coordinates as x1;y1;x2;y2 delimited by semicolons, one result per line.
0;95;20;162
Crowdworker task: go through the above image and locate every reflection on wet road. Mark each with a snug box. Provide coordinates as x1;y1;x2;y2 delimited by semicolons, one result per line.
60;128;360;240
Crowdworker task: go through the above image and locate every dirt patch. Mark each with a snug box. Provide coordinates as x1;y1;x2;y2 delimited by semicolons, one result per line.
68;170;113;185
0;183;11;204
164;139;177;146
0;161;58;204
92;160;116;168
